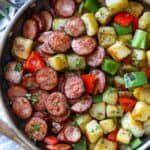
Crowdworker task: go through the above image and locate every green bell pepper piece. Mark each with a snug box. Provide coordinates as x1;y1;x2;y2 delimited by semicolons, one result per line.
72;137;87;150
124;72;148;88
93;95;102;103
84;0;101;13
131;29;148;49
131;138;142;149
102;58;120;75
113;23;132;35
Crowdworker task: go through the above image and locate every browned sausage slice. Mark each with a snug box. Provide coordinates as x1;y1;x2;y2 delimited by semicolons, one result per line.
40;11;52;31
48;31;71;53
47;144;71;150
71;36;96;55
64;17;85;37
71;94;92;113
64;125;81;143
50;109;71;123
38;31;52;43
87;47;105;67
45;92;68;116
32;14;45;32
23;19;39;40
36;67;58;91
65;75;85;99
8;85;27;101
54;0;75;18
32;89;49;111
4;61;23;84
90;69;106;94
25;117;48;141
13;97;32;120
22;74;39;90
38;42;56;55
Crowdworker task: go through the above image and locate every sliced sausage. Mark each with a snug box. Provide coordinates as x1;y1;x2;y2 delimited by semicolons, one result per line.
32;89;49;111
64;125;81;143
38;42;56;55
32;14;45;32
47;144;71;150
23;19;39;40
38;31;52;43
71;36;96;55
36;67;58;91
87;47;105;67
51;122;64;134
22;74;39;90
13;97;32;120
40;11;52;31
90;69;106;94
25;117;48;141
71;94;92;113
54;0;75;18
65;75;85;99
45;92;68;116
48;31;71;53
57;129;66;142
50;109;71;123
4;61;23;84
7;85;27;101
64;17;85;37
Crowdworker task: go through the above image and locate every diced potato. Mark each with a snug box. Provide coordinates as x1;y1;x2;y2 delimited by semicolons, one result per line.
103;87;118;105
48;54;68;71
138;12;150;30
133;86;150;104
121;112;144;137
67;54;86;71
132;49;147;67
144;119;150;136
12;37;33;60
116;128;132;144
98;26;117;48
125;1;144;17
52;18;67;31
118;34;133;43
106;0;129;14
89;144;95;150
89;102;106;120
85;120;103;143
147;51;150;67
132;101;150;122
94;138;117;150
81;13;98;36
75;113;92;133
121;64;138;73
100;119;117;134
95;7;112;25
107;41;131;62
106;105;124;117
114;76;125;89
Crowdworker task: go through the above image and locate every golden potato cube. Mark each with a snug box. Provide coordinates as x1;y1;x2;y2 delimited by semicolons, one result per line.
144;119;150;136
107;41;131;62
118;34;133;43
95;138;117;150
139;12;150;30
85;120;103;143
116;128;132;144
100;119;117;134
147;51;150;67
132;101;150;122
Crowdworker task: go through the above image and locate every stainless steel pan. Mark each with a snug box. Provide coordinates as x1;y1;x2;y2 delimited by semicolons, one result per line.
0;0;149;149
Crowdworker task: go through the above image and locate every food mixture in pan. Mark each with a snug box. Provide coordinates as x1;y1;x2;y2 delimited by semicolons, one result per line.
3;0;150;149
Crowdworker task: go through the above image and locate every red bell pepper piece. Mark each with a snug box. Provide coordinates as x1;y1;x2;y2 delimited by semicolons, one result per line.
132;18;139;32
44;135;59;145
107;129;119;142
81;74;96;94
114;12;134;27
118;97;136;112
24;51;45;72
141;67;150;80
122;57;132;64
